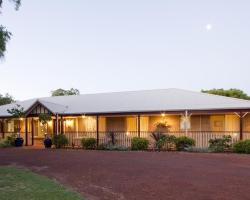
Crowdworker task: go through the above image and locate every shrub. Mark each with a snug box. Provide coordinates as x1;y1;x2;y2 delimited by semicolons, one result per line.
175;136;195;151
233;140;250;154
81;138;96;150
52;134;68;148
151;133;177;151
97;143;128;151
209;135;232;153
151;132;167;151
186;146;210;153
0;139;12;148
131;137;149;150
107;132;116;145
0;134;16;148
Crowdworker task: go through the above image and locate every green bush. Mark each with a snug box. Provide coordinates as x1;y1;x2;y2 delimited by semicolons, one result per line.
151;132;167;151
81;138;96;150
131;137;149;150
0;139;12;148
175;136;195;151
209;135;232;153
151;133;177;151
52;134;68;148
97;143;129;151
233;140;250;154
0;134;16;148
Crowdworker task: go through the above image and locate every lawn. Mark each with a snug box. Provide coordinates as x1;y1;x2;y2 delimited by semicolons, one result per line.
0;167;83;200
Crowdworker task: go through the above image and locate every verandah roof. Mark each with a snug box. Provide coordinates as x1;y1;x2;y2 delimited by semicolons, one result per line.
1;88;250;117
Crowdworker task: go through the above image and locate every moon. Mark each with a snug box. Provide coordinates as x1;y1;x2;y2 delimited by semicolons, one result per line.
205;24;212;31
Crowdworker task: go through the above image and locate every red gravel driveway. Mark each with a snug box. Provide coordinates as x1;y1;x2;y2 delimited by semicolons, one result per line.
0;148;250;200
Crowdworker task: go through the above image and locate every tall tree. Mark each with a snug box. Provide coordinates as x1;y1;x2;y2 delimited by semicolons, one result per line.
51;88;80;96
0;0;21;59
0;93;14;105
202;88;250;100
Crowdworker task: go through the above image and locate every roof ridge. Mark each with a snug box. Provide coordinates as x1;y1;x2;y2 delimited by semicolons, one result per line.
178;88;250;103
38;99;68;108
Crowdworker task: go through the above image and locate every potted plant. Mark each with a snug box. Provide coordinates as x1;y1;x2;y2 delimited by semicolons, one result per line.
7;104;25;147
38;113;52;148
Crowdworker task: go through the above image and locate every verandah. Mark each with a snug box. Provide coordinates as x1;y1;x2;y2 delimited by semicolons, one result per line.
1;111;250;148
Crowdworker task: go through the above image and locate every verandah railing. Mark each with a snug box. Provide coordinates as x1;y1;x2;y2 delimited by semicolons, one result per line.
63;131;242;149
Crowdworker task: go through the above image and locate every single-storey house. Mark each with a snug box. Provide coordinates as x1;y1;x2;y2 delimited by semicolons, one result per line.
0;88;250;147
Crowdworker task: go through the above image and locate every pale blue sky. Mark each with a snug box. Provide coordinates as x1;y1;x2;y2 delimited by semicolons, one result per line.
1;0;250;100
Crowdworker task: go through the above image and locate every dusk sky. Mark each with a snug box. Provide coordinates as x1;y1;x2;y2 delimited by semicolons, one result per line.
1;0;250;100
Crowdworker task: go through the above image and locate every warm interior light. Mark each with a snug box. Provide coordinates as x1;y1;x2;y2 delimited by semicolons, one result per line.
48;120;52;126
233;133;238;138
65;120;73;127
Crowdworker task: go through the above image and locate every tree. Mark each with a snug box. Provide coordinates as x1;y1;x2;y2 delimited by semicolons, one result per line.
0;93;14;105
7;104;25;136
0;0;21;59
38;113;52;135
51;88;80;96
202;88;250;100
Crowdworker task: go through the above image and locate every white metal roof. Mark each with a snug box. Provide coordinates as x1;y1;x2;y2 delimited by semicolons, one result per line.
1;88;250;117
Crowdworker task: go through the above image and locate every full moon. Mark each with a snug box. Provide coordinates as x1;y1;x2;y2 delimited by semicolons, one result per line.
205;24;212;31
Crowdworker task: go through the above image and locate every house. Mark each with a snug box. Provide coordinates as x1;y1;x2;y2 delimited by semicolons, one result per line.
0;88;250;147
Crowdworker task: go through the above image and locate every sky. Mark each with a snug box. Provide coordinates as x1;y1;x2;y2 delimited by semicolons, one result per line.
0;0;250;100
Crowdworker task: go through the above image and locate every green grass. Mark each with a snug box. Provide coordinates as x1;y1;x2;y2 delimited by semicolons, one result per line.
0;167;84;200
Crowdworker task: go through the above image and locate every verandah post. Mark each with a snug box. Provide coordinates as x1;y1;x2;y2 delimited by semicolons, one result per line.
240;111;243;140
0;119;4;139
137;114;141;138
96;115;99;146
31;118;34;145
60;116;64;134
56;114;59;135
25;118;28;146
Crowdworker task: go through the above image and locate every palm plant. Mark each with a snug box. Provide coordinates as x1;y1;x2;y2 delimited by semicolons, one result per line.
151;122;171;151
107;131;116;145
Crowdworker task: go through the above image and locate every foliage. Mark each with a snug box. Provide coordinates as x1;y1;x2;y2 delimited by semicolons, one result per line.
51;88;80;96
97;143;129;151
7;104;25;134
151;132;167;151
52;134;68;148
0;25;11;58
107;132;116;145
0;167;83;200
0;134;15;148
175;136;195;151
208;135;232;152
202;88;250;100
7;104;24;118
131;137;149;150
233;140;250;154
185;146;210;153
0;93;14;106
38;113;52;126
0;0;21;10
151;122;172;151
0;0;21;59
154;122;171;133
81;138;96;150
